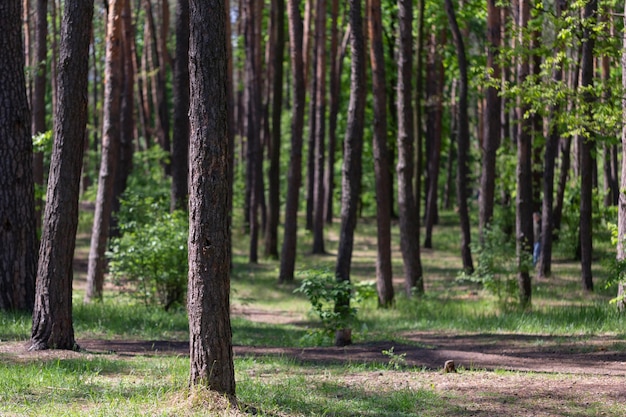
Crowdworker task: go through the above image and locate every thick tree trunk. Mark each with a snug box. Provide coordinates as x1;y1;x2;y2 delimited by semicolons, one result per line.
187;0;235;396
396;0;423;296
335;0;365;346
369;0;394;307
170;0;190;211
0;0;37;312
278;0;305;284
479;0;501;240
445;0;473;273
265;0;285;259
31;0;93;350
312;0;326;254
85;0;125;303
579;0;596;292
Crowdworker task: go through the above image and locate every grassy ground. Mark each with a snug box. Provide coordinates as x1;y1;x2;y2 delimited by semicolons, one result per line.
1;209;625;416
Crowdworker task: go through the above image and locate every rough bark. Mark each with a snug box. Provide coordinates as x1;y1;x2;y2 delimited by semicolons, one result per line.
0;0;37;312
445;0;473;273
278;0;305;284
30;0;93;350
187;0;235;396
396;0;423;296
335;0;365;347
368;0;394;307
170;0;190;211
617;0;626;311
85;0;125;303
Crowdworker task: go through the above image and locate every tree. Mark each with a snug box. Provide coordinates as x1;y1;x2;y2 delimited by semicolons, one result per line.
170;0;190;211
312;0;327;255
368;0;394;307
31;0;94;350
0;0;37;312
479;0;501;240
445;0;473;273
85;0;125;303
396;0;423;296
187;0;236;396
265;0;285;259
617;0;626;311
579;0;596;292
278;0;305;284
335;0;365;347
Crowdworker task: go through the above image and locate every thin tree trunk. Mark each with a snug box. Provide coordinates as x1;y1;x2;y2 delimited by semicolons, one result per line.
31;0;93;350
324;0;340;224
85;0;125;303
369;0;394;307
396;0;423;295
304;0;316;231
445;0;473;273
278;0;305;283
617;0;626;311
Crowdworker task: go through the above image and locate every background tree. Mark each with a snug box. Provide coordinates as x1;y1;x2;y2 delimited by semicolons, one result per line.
85;0;125;303
0;0;37;312
618;0;626;311
279;0;306;284
335;0;366;347
368;0;394;307
187;0;236;396
396;0;423;296
31;0;94;350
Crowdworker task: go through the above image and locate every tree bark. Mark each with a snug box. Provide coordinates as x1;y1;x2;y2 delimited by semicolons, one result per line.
265;0;285;259
579;0;596;292
31;0;93;350
479;0;501;240
369;0;394;307
324;0;340;224
278;0;305;283
85;0;125;303
170;0;190;211
617;0;626;311
396;0;423;296
335;0;365;346
445;0;473;273
187;0;236;396
0;0;37;312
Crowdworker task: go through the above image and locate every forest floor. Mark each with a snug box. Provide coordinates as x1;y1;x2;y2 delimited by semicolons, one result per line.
3;304;626;416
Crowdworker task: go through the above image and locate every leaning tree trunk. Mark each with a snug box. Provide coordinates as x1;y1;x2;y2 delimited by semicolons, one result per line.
187;0;236;396
335;0;365;347
31;0;94;350
396;0;424;296
369;0;394;307
278;0;305;284
0;0;37;312
445;0;473;273
85;0;125;303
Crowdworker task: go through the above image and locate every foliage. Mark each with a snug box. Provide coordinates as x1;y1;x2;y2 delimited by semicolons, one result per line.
107;146;187;310
381;346;407;370
294;269;375;344
457;223;522;306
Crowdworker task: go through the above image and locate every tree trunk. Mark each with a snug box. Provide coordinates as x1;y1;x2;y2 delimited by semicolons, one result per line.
32;0;48;233
617;0;626;311
479;0;501;240
0;0;37;312
368;0;394;307
170;0;190;211
85;0;125;303
579;0;596;292
265;0;285;259
396;0;423;296
278;0;305;284
305;1;316;231
187;0;235;396
445;0;473;273
31;0;93;350
324;0;340;224
335;0;365;347
312;0;326;255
